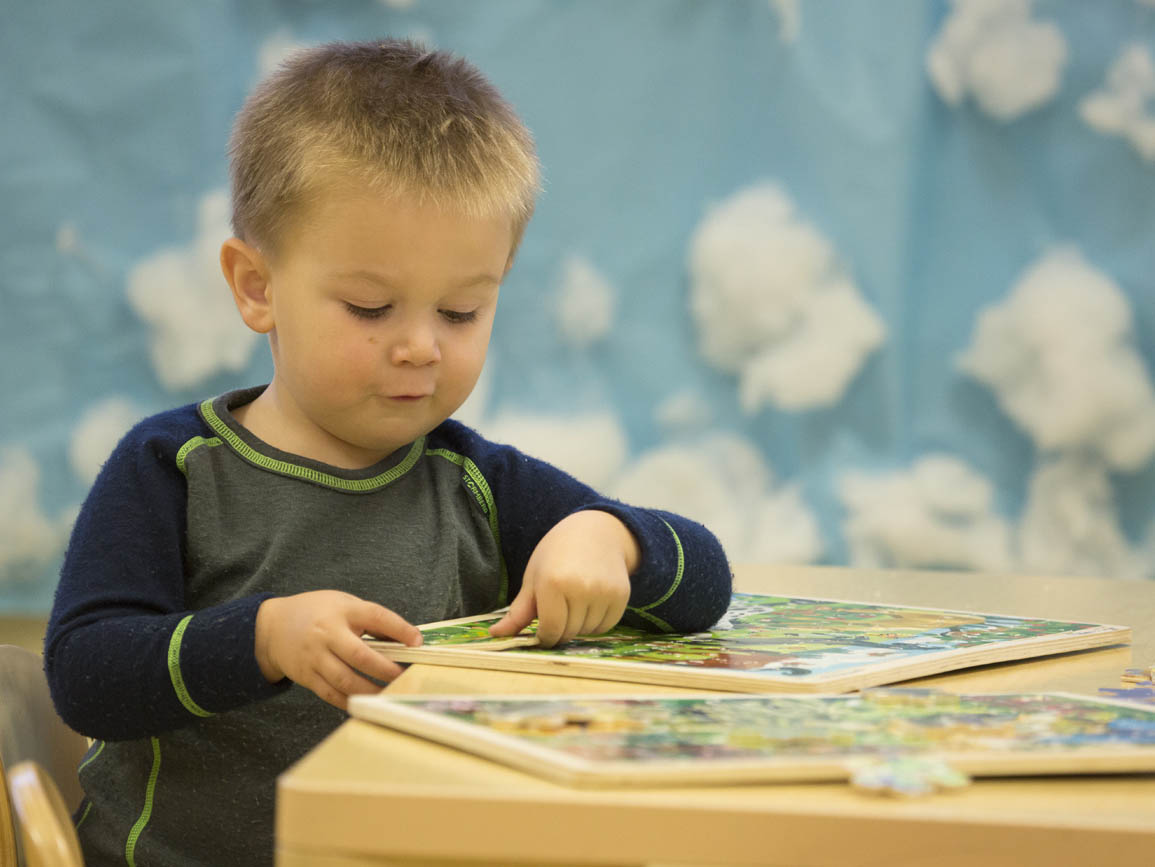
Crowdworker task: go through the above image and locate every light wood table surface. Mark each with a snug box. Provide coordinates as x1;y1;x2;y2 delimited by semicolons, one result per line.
276;565;1154;867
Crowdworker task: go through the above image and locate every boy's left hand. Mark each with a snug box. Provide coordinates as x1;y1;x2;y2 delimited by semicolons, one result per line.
488;510;639;647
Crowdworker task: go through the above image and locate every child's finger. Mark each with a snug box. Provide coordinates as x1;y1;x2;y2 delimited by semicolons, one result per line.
302;669;351;711
559;599;590;644
356;601;423;647
589;602;626;636
488;587;536;637
534;585;569;647
577;603;609;638
317;655;384;701
337;632;407;683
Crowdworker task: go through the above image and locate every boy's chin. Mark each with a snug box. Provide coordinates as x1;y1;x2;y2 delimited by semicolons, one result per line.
360;419;445;451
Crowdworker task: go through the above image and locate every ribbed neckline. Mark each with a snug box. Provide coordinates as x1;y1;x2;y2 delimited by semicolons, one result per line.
197;386;425;493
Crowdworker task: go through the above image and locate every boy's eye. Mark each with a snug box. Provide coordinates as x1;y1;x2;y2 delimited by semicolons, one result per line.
345;303;391;320
440;309;478;324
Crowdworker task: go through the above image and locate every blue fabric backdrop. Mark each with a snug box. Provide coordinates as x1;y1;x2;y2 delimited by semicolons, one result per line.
2;0;1154;612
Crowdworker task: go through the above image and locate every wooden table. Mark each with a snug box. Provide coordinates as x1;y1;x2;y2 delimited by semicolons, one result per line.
276;565;1155;867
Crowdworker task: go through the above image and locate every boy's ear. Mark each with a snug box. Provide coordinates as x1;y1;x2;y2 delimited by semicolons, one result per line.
220;238;275;334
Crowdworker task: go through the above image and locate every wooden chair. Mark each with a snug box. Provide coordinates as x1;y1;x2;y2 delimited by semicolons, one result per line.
1;750;12;867
6;762;82;867
0;645;90;867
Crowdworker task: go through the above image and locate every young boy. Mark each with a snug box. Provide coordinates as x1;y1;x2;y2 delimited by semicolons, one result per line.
46;39;731;866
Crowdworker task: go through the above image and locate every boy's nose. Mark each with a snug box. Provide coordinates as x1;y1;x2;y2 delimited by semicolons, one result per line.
390;323;441;366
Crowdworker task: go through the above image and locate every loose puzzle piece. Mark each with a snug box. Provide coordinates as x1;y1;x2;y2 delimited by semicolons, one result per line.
1120;666;1155;685
850;756;971;797
1098;687;1155;705
1097;665;1155;705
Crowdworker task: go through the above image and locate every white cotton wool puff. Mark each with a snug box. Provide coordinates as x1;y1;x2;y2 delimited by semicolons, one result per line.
1018;456;1144;579
554;256;616;348
745;486;823;565
56;223;79;255
702;433;773;509
688;184;885;413
0;448;73;581
258;30;313;78
690;186;823;370
737;279;885;412
482;411;628;493
926;0;1067;121
838;455;1014;572
614;445;748;559
69;398;146;486
613;433;822;565
910;454;995;516
769;0;800;44
1079;44;1155;162
957;249;1155;471
126;191;261;392
654;390;714;432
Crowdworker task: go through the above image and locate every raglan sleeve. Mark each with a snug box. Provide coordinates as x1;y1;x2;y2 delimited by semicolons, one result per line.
455;424;732;633
44;413;288;741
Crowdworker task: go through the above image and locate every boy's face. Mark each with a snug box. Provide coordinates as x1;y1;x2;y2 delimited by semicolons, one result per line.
256;187;512;466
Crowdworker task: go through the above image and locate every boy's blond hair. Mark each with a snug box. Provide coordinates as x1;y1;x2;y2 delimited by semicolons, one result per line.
228;39;541;259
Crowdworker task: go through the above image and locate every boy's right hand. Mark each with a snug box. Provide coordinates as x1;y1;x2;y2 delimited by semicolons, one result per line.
254;591;423;711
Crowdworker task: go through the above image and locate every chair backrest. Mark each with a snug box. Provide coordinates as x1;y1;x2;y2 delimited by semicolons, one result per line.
1;750;14;867
6;762;83;867
0;645;90;867
0;647;88;812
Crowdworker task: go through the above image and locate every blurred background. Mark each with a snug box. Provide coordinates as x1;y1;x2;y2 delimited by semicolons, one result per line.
2;0;1155;615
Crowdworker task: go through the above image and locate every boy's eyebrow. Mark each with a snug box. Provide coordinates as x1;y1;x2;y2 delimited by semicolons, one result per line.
333;269;502;289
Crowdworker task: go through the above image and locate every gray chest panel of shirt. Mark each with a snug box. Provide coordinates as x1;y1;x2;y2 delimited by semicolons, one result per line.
182;442;505;627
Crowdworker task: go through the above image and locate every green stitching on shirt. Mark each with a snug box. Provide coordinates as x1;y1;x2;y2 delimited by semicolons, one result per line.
167;615;212;718
200;398;424;491
78;740;105;774
426;447;510;604
625;520;684;633
75;800;93;830
634;520;685;611
175;436;222;476
627;605;674;632
125;737;161;866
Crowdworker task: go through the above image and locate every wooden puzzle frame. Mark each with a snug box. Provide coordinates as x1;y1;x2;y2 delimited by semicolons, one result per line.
348;691;1155;788
366;593;1130;694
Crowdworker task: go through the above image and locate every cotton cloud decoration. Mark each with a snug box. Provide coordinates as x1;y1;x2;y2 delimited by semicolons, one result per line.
926;0;1067;121
654;389;713;433
769;0;800;45
258;30;312;78
125;191;260;392
69;397;146;486
1079;44;1155;162
688;184;885;413
481;411;629;494
1018;455;1144;580
554;255;616;348
838;455;1013;572
0;449;74;583
957;249;1155;472
613;433;822;565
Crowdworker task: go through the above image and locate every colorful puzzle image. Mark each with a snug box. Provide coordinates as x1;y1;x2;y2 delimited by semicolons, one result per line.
369;593;1130;693
348;690;1155;788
